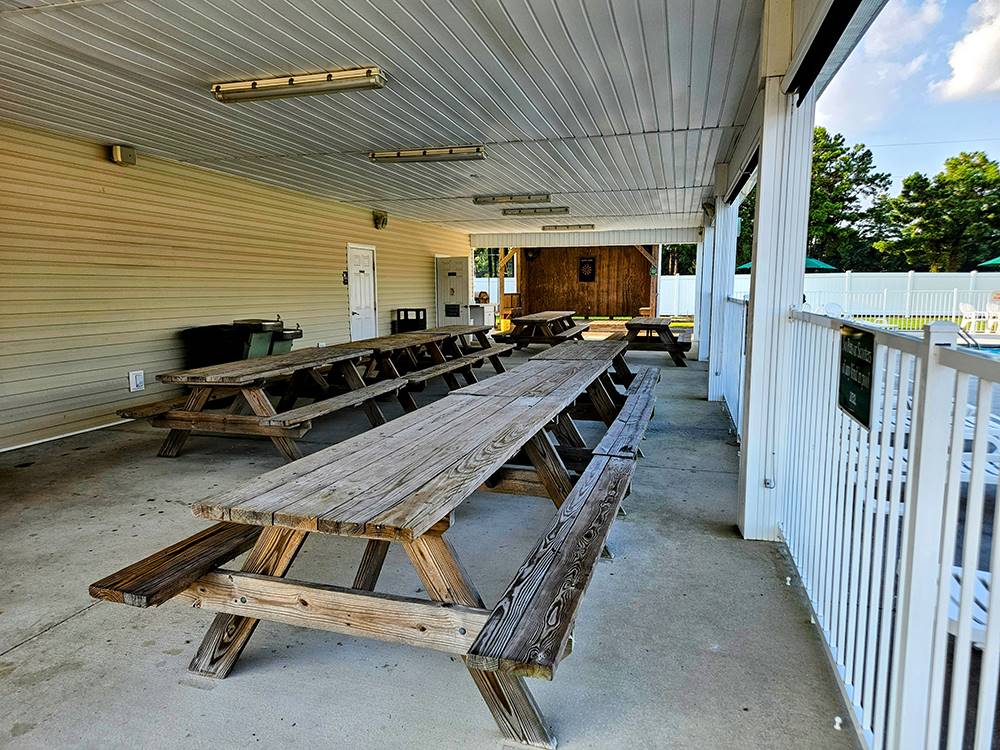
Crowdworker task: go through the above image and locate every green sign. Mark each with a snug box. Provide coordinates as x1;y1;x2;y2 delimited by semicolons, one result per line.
838;325;874;429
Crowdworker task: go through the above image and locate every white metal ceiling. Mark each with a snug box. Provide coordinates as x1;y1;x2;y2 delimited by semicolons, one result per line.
0;0;763;235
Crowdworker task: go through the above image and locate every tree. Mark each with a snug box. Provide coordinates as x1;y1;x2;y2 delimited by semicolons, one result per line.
874;152;1000;271
736;127;892;270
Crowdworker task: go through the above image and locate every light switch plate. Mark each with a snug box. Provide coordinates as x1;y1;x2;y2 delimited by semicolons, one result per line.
128;370;145;392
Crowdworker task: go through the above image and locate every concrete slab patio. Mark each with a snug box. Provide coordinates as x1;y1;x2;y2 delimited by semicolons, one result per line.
0;352;857;750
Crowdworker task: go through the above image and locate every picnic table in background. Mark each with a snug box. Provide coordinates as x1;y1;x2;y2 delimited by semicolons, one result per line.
91;351;660;749
494;310;590;348
118;346;389;462
623;316;690;367
531;338;635;389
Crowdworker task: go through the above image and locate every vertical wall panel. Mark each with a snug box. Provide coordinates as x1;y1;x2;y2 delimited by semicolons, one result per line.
0;121;470;450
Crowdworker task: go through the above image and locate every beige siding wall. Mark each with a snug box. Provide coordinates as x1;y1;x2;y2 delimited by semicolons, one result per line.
0;121;470;450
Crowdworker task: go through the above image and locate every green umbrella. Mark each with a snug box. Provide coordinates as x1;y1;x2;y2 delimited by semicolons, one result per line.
978;256;1000;267
736;257;838;271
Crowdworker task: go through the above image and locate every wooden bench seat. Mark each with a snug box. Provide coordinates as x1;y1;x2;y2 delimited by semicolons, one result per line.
89;522;262;607
553;322;590;340
604;331;627;341
117;395;190;419
466;455;637;679
407;345;516;387
262;378;408;427
593;366;659;459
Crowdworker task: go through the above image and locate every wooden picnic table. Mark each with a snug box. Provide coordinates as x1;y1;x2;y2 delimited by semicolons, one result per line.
425;323;494;352
496;310;590;348
121;346;381;462
625;316;690;367
91;355;660;749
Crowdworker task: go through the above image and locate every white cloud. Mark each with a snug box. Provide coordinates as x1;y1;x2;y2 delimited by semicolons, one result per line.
864;0;943;56
817;0;942;132
930;0;1000;100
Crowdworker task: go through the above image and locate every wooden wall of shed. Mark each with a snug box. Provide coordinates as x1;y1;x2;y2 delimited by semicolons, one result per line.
519;246;649;317
0;121;470;450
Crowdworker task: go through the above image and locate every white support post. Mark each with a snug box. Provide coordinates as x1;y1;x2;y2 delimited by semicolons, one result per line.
737;62;817;538
707;168;738;401
886;322;957;749
697;227;715;361
693;239;705;348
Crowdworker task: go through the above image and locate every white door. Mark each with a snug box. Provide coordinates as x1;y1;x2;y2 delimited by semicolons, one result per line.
347;244;377;340
436;256;472;325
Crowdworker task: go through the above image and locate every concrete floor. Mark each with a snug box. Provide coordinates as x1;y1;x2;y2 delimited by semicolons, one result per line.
0;352;858;750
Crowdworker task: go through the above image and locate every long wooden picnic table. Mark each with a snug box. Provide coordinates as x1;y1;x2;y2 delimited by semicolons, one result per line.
92;352;660;749
122;329;510;462
122;346;376;462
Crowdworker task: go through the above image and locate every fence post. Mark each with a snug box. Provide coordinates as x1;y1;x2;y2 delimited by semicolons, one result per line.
952;288;959;321
970;269;977;290
906;270;914;318
886;321;958;749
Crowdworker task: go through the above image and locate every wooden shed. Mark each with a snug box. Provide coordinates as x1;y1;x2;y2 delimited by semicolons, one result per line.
507;245;658;318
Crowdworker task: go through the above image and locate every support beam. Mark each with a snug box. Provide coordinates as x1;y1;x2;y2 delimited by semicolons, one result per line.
180;570;489;656
707;184;739;401
737;21;817;540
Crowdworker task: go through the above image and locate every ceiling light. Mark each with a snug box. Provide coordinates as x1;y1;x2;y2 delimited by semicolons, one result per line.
542;224;595;231
473;194;550;205
368;146;485;163
212;67;385;102
502;206;569;216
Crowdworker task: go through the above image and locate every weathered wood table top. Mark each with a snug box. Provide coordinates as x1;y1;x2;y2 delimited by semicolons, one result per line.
454;358;609;400
625;316;673;330
158;346;373;385
425;324;492;336
329;331;450;355
530;339;629;362
512;310;576;324
193;387;590;540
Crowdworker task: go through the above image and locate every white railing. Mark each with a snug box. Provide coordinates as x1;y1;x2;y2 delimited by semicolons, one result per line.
721;296;748;436
781;312;1000;749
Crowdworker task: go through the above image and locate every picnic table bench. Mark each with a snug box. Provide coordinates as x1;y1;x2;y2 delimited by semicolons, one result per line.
494;310;590;348
90;354;659;749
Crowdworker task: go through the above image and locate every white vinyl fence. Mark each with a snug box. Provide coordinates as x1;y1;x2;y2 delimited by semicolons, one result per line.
659;271;1000;331
779;313;1000;749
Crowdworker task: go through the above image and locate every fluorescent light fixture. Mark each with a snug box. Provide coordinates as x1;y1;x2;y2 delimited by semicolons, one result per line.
542;223;595;231
502;206;569;216
368;145;485;163
473;193;550;205
212;67;385;102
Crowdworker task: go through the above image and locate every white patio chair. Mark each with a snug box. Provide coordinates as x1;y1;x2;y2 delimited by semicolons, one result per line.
823;302;843;318
959;302;980;332
986;302;1000;333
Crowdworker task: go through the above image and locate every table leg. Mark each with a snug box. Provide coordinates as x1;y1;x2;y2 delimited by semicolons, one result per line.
242;387;304;462
157;387;212;457
612;353;635;386
474;330;492;350
275;370;307;413
585;379;619;426
189;527;308;678
599;371;627;407
551;413;587;448
658;329;688;367
353;540;390;590
403;533;555;750
426;340;462;390
523;430;573;507
381;356;419;412
337;360;387;427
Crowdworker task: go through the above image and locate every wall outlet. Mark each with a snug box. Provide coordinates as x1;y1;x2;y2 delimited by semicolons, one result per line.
316;342;327;348
128;370;145;392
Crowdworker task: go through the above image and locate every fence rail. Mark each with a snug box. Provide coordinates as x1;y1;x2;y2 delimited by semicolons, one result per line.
778;312;1000;749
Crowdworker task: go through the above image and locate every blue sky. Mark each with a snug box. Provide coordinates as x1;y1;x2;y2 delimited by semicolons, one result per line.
817;0;1000;191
